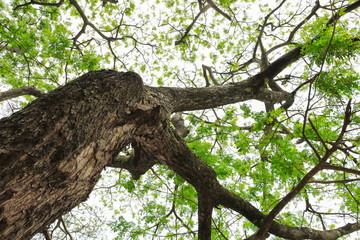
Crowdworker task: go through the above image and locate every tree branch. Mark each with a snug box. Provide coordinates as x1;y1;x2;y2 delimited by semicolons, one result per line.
327;0;360;26
287;0;320;43
160;82;292;113
14;0;64;10
198;192;214;240
0;86;45;102
253;0;286;62
69;0;125;45
42;229;52;240
59;217;74;240
205;0;231;21
219;187;360;240
309;178;360;184
202;65;219;86
248;100;353;240
175;4;211;45
171;112;190;138
249;0;360;90
0;43;21;54
322;164;360;176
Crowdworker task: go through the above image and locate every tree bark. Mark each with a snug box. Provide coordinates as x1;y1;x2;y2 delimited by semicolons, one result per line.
1;69;358;240
0;68;281;239
0;70;146;239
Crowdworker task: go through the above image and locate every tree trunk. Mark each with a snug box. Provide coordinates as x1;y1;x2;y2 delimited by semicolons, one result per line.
0;70;149;239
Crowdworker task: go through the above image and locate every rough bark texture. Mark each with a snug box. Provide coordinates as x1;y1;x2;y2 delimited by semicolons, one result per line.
1;69;359;240
0;70;147;239
0;68;280;239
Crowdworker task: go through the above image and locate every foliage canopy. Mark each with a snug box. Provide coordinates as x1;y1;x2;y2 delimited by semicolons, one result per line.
1;0;360;239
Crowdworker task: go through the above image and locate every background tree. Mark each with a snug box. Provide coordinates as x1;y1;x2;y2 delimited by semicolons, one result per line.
1;0;360;239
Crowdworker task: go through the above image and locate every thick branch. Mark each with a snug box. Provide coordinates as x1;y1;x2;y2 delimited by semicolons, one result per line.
161;82;292;113
256;46;302;82
0;86;45;102
220;188;360;240
162;43;302;113
198;193;214;240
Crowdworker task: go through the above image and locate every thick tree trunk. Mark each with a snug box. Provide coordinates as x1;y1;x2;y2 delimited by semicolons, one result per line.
0;70;148;239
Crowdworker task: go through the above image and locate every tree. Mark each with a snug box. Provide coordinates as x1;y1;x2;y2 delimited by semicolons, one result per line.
1;0;360;239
